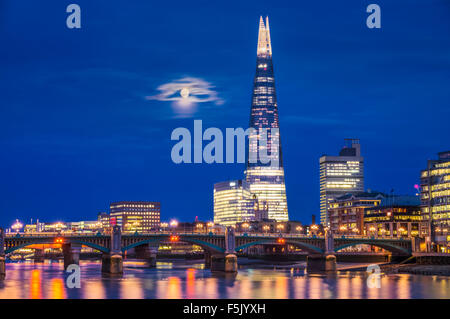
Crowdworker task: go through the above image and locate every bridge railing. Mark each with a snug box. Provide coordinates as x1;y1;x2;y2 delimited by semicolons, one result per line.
5;232;107;238
5;231;405;241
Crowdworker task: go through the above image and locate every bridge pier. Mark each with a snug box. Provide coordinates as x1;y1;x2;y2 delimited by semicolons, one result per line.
209;227;238;273
102;225;123;275
101;253;123;275
306;254;336;273
210;254;238;273
62;243;81;270
0;228;5;280
204;250;211;269
306;229;337;272
210;254;237;272
135;244;157;267
225;254;238;272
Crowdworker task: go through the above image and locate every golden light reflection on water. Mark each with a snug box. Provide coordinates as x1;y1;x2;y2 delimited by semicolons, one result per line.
367;275;381;299
84;280;106;299
259;276;273;298
338;275;350;299
350;275;363;299
292;276;307;299
274;277;288;299
397;275;411;299
50;278;66;299
162;276;182;299
186;268;196;298
120;279;144;299
2;262;450;299
308;276;322;299
30;269;42;299
439;277;448;298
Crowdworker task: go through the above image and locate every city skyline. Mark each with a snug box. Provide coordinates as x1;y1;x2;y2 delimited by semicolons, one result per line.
1;1;450;228
0;2;450;303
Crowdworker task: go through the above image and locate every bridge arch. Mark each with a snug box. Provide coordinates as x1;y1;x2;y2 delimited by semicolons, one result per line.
235;239;324;254
5;239;110;254
121;236;225;254
334;241;410;255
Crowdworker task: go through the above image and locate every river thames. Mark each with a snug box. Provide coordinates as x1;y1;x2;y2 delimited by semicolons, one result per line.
0;259;449;299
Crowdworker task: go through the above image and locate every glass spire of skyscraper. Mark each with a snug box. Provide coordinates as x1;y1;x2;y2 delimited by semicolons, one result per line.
245;16;289;222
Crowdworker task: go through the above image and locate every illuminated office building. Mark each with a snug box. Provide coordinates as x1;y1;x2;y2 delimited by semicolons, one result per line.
66;220;101;232
329;191;384;235
214;180;258;227
320;139;364;226
420;151;450;250
364;196;425;239
110;201;160;232
244;16;289;222
97;212;111;232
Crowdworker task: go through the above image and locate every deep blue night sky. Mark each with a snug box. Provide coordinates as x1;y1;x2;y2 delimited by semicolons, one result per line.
0;0;449;227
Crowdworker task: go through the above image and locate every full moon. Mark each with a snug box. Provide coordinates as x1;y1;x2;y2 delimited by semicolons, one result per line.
180;88;190;99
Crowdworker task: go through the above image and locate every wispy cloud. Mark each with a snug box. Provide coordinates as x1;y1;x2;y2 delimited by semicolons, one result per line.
145;77;224;117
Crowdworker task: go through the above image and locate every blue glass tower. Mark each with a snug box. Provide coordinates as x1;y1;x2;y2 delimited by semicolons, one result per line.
245;16;289;221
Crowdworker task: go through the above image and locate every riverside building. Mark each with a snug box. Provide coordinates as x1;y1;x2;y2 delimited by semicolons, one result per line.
319;139;364;226
420;151;450;251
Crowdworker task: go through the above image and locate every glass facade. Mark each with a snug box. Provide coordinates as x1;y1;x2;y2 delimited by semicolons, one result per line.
320;139;364;226
420;151;450;249
213;180;257;226
244;16;289;222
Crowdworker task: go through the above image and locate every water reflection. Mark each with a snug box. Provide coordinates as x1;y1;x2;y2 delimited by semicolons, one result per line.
83;280;105;299
50;278;66;299
30;269;42;299
0;260;448;299
186;268;196;298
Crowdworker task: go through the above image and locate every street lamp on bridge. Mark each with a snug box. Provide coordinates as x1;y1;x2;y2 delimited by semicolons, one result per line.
310;224;319;236
170;220;178;228
11;220;23;233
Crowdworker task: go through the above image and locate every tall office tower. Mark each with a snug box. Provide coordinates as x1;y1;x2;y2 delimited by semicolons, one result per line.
109;201;160;232
244;16;289;222
420;151;450;250
320;139;364;226
213;180;258;227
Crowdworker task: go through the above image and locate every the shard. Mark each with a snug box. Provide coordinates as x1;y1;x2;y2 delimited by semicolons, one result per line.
245;16;289;222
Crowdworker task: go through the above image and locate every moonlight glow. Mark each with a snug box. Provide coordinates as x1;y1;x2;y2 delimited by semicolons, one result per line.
180;88;190;99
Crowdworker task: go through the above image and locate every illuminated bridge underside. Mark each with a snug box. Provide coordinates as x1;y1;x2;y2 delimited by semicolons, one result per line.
4;234;412;256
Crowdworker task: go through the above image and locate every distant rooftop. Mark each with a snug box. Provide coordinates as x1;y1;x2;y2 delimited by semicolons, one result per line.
378;195;420;208
335;191;385;201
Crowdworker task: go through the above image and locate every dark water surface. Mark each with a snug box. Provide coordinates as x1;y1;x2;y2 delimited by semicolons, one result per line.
0;259;449;299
